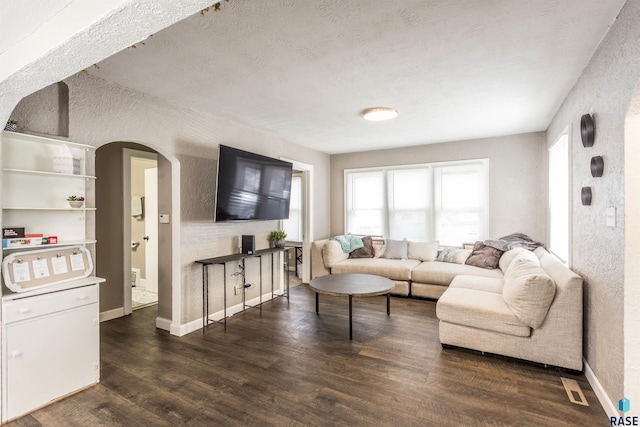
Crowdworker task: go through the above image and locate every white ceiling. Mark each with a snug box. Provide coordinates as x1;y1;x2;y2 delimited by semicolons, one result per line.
89;0;625;154
0;0;73;55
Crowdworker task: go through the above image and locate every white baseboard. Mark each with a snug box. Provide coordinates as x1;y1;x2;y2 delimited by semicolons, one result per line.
584;358;618;417
155;316;171;332
100;307;125;322
174;292;277;336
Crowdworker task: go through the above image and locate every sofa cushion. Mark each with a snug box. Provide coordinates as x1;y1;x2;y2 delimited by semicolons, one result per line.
411;261;503;286
498;247;538;273
437;247;471;264
322;240;349;268
436;287;531;337
503;258;556;329
408;241;439;261
385;239;409;260
349;236;375;259
449;275;504;294
330;258;421;281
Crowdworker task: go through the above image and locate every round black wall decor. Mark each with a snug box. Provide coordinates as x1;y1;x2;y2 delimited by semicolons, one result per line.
581;114;595;147
591;156;604;177
581;187;592;206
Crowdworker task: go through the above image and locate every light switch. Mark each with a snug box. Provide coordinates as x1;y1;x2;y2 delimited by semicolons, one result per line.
606;207;616;227
159;214;170;224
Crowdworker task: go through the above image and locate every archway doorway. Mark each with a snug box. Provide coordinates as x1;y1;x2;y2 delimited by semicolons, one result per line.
124;148;159;312
95;141;178;332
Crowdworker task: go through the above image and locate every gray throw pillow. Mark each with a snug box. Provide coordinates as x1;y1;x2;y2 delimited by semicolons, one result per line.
384;239;408;260
465;241;504;269
349;236;375;258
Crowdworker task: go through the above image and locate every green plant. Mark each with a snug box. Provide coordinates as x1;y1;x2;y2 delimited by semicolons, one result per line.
6;119;17;125
67;195;85;201
269;230;287;241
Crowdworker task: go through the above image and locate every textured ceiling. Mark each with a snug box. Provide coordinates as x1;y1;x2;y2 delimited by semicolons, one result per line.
0;0;73;55
90;0;625;154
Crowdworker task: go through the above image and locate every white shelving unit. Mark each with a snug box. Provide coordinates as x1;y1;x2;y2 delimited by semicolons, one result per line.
1;130;96;250
0;131;102;422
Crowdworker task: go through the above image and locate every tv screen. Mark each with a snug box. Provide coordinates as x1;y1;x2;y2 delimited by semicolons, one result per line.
215;145;293;222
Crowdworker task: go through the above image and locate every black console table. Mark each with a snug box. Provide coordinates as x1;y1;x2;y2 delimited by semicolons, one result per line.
286;242;303;277
195;247;290;333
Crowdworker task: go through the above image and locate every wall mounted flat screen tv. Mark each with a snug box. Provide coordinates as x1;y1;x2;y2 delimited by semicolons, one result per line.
215;145;293;222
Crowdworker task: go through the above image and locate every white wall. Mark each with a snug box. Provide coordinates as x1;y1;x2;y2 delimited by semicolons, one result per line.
546;0;640;409
330;132;546;241
625;107;640;413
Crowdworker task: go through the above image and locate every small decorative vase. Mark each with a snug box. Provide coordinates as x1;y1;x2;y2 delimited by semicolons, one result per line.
4;123;17;132
275;240;285;248
68;201;84;208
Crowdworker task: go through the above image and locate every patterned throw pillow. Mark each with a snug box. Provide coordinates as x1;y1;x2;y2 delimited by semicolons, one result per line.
437;246;472;264
373;243;386;258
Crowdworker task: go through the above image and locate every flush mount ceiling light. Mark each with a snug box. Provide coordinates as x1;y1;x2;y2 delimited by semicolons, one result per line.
362;107;398;121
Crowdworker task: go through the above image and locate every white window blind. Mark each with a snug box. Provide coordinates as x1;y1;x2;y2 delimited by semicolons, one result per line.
345;159;489;245
434;161;488;246
283;175;302;242
387;168;432;241
345;170;384;236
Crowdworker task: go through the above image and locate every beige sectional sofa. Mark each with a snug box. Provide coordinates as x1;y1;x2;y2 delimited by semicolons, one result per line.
437;246;583;371
310;238;583;370
311;239;421;296
311;239;504;298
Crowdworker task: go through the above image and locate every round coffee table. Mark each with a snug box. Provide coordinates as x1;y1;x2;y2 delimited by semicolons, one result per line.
309;273;394;339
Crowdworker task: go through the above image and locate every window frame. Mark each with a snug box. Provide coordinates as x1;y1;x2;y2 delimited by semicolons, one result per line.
344;169;386;238
548;127;572;266
283;174;303;242
344;159;489;245
433;160;489;246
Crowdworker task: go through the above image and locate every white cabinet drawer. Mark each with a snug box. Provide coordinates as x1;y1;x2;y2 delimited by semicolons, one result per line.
3;285;98;324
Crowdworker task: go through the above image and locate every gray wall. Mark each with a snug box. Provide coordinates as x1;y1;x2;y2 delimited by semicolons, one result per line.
94;143;123;313
10;81;68;137
157;155;173;321
545;0;640;405
10;72;331;327
330;132;546;242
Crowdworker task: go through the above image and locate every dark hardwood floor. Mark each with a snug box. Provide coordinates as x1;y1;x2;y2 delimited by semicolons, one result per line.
8;275;607;426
